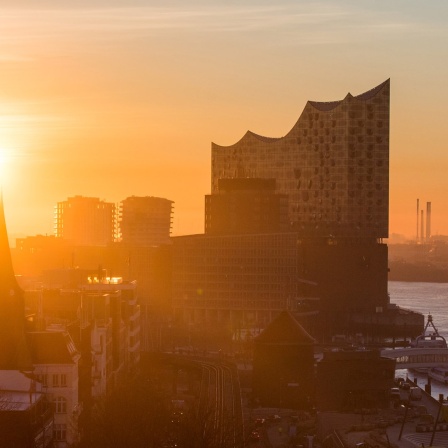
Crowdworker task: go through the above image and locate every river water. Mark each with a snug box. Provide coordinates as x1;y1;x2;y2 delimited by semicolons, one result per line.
388;281;448;399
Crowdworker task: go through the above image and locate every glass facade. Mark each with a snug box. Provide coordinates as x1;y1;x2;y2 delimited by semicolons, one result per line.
211;80;390;238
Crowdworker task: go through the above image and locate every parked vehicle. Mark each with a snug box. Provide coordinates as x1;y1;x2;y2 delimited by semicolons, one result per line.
409;386;422;400
390;387;401;401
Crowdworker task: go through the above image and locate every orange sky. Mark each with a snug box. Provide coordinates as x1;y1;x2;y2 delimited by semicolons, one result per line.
1;1;448;241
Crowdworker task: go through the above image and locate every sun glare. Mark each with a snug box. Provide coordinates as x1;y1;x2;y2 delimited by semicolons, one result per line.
0;148;10;185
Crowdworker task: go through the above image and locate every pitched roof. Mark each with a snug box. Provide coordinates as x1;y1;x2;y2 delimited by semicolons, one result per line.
254;310;315;345
26;331;79;364
0;370;44;411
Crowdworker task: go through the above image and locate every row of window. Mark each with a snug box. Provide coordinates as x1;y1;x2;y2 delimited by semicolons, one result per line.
38;373;67;388
174;299;287;309
395;354;448;364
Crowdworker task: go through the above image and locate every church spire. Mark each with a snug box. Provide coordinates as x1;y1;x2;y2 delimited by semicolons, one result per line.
0;193;20;291
0;195;32;370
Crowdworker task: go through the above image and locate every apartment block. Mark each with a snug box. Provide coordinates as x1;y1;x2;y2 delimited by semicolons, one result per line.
54;196;116;246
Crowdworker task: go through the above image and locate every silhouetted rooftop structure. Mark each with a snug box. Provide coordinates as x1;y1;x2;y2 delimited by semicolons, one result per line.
0;195;32;370
254;310;315;345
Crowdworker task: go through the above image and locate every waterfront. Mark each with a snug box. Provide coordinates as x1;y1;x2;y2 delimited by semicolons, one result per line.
389;281;448;399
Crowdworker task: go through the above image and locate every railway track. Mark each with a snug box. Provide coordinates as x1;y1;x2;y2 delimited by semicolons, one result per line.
197;359;244;447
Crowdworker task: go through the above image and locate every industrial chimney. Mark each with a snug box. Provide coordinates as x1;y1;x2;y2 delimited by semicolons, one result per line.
426;202;431;241
416;198;419;240
420;210;424;243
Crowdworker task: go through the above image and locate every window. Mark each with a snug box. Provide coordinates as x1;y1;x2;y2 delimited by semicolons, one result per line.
40;374;48;387
53;374;59;387
54;424;67;441
54;396;67;414
61;374;67;387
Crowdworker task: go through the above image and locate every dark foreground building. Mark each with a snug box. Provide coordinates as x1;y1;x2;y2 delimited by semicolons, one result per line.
316;350;395;411
252;311;315;409
205;178;289;235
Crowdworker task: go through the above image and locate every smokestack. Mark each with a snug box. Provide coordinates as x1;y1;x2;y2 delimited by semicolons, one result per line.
426;202;431;241
421;210;424;243
417;198;419;240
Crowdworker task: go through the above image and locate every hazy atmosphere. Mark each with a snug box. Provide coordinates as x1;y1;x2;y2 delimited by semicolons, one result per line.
1;0;447;239
2;3;448;447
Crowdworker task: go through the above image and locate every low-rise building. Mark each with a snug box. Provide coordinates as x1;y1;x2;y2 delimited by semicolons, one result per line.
316;349;395;412
0;370;53;448
27;331;81;448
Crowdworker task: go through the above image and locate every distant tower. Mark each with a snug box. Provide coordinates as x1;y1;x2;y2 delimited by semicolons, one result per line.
0;195;32;370
426;202;432;241
416;198;419;240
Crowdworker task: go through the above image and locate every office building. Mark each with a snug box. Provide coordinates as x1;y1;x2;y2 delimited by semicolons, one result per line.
172;232;298;329
205;178;289;235
119;196;173;246
54;196;115;246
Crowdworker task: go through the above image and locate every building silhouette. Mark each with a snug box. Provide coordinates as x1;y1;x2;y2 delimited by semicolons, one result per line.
11;80;423;346
54;196;116;246
0;196;33;371
316;350;395;412
0;197;54;447
205;178;289;235
172;79;423;339
212;80;390;238
119;196;173;246
252;311;315;409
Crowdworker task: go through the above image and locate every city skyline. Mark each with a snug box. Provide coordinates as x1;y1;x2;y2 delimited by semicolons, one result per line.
1;0;448;240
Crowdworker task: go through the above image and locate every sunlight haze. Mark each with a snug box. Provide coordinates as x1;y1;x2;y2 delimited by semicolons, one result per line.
1;0;448;240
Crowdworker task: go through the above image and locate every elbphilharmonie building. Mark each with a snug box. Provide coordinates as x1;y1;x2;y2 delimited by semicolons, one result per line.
173;79;423;339
211;80;390;238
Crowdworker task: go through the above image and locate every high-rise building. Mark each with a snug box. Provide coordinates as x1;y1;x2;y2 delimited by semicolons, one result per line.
119;196;173;246
172;80;423;339
54;196;115;246
211;80;390;238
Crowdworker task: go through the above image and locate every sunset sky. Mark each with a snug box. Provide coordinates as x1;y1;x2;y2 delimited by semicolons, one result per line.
1;0;447;241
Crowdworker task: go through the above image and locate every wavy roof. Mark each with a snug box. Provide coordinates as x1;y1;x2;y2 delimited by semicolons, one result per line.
213;79;389;148
246;130;282;143
309;79;389;111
